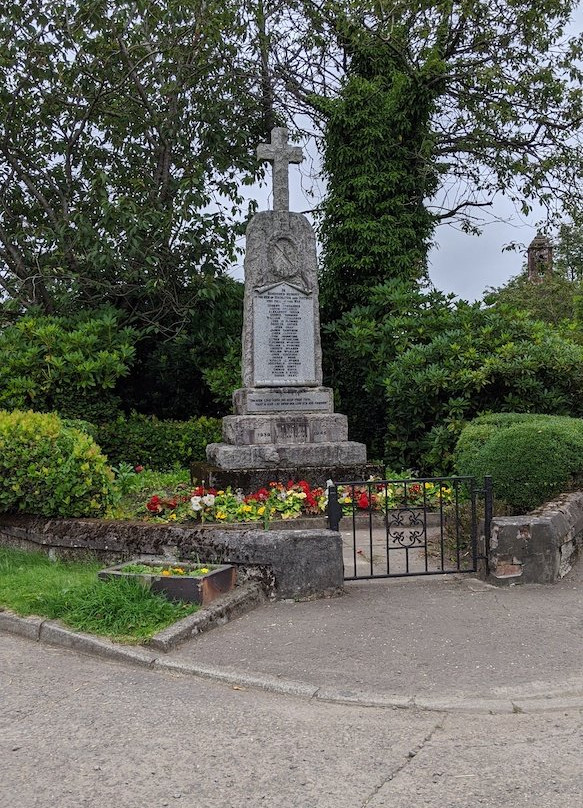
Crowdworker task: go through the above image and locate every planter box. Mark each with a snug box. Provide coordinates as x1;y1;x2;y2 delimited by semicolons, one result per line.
98;559;237;605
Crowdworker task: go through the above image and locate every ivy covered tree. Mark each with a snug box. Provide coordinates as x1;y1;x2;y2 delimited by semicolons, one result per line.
272;1;583;308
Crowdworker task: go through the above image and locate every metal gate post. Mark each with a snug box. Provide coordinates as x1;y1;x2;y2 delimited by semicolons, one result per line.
327;484;343;532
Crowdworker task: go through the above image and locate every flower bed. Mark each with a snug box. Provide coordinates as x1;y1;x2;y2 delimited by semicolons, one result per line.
141;478;456;525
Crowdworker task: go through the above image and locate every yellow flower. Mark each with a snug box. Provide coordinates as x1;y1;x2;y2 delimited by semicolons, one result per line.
168;513;177;520
216;510;227;519
161;570;171;577
217;490;225;495
257;506;266;516
199;567;209;574
242;504;252;513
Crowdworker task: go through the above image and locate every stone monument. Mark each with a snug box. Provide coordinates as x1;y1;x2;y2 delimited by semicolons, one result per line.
206;127;368;487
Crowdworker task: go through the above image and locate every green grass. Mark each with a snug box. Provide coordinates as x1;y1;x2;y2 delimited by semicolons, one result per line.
0;547;197;643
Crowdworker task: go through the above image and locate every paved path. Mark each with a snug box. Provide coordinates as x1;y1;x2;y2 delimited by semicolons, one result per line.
2;633;583;808
168;565;583;709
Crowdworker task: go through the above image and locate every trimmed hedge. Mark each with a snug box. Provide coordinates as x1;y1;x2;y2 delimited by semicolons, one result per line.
454;413;583;511
0;410;114;517
92;413;222;470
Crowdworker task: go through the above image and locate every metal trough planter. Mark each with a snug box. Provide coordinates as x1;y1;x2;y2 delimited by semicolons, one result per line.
98;559;237;605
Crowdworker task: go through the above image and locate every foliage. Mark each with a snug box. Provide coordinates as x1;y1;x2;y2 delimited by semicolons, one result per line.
322;280;459;457
483;272;580;327
0;1;263;334
0;410;114;517
0;548;196;643
317;32;440;315
121;562;212;577
454;413;583;511
202;342;243;412
283;1;583;231
116;276;243;419
382;304;583;473
94;413;221;470
0;309;136;421
555;217;583;282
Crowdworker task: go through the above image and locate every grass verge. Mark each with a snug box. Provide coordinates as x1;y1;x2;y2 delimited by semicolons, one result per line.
0;547;197;643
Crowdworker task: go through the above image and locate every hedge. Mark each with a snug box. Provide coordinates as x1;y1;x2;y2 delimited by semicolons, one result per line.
91;413;222;470
454;413;583;511
0;410;114;517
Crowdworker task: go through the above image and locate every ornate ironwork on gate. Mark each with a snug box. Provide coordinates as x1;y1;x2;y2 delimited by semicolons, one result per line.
327;476;493;580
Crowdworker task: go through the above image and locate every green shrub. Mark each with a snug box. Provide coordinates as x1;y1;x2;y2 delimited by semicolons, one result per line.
0;410;115;516
454;413;583;511
94;413;222;470
0;309;136;422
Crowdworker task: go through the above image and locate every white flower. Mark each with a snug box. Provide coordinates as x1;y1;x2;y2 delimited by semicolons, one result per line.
202;494;215;507
190;496;202;512
326;479;334;489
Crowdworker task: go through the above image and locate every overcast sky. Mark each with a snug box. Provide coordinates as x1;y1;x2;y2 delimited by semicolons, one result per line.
235;4;582;303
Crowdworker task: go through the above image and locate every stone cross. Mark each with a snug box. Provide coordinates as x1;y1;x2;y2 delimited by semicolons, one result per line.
257;127;303;212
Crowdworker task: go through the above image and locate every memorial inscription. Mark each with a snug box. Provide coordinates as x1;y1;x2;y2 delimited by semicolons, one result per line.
243;389;332;413
253;283;316;386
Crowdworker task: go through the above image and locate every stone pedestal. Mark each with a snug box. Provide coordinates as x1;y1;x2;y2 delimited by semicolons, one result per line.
206;127;367;485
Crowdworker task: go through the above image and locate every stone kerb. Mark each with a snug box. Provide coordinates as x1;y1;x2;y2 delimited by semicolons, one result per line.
0;515;344;600
488;492;583;584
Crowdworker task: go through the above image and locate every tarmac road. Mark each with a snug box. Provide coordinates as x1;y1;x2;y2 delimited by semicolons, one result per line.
2;632;583;808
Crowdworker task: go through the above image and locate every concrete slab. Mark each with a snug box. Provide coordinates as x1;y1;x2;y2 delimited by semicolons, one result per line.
167;562;583;704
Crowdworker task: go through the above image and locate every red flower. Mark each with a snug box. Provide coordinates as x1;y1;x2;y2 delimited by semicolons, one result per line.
134;465;144;473
146;495;163;513
357;492;370;509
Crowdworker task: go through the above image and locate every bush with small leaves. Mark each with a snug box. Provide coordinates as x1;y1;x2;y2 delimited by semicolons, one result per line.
0;410;115;517
454;413;583;511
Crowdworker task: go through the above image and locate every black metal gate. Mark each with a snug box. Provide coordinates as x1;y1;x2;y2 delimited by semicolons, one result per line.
327;476;492;581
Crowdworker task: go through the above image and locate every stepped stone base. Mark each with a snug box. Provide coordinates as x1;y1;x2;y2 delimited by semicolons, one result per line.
234;386;334;415
190;462;383;491
221;412;348;445
206;440;367;470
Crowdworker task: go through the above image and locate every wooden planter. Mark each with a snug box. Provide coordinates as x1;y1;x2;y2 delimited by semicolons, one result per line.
98;559;237;605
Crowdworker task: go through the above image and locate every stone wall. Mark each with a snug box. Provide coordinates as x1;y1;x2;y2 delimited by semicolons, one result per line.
0;516;344;601
488;492;583;584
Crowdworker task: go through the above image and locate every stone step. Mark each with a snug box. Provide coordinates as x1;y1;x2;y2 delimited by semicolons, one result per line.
221;413;348;446
206;440;368;471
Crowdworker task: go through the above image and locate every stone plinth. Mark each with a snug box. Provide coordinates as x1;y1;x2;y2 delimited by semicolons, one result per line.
191;462;383;492
206;439;367;471
221;413;348;445
234;386;334;414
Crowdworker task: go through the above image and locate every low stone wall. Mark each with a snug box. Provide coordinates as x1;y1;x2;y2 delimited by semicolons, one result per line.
0;516;343;601
489;492;583;584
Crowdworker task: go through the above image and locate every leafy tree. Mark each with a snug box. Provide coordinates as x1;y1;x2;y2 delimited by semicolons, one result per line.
0;309;137;421
322;281;459;458
555;218;583;282
483;271;580;326
381;304;583;473
0;0;263;336
317;30;440;314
